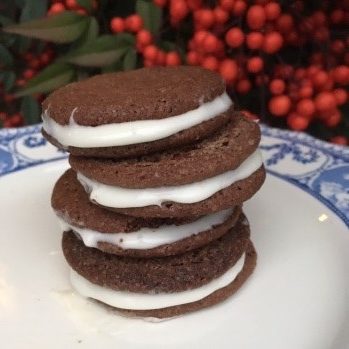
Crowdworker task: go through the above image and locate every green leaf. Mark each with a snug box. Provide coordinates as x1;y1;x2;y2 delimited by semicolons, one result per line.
1;71;16;91
62;34;134;67
13;36;31;53
20;0;48;22
20;96;40;125
0;44;13;67
123;48;137;71
0;15;13;27
136;0;162;34
74;16;99;47
16;63;75;96
3;11;89;44
15;0;26;7
77;0;94;11
101;60;123;73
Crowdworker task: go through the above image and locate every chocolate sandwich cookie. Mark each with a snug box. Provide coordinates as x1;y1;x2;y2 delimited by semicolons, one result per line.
106;242;256;319
52;169;242;258
63;215;256;318
70;114;266;218
42;66;233;159
70;112;260;188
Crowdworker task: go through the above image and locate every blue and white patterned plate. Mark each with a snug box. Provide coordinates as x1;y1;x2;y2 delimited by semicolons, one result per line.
0;124;348;349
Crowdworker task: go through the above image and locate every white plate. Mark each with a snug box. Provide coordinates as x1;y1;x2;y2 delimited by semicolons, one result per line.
0;125;348;349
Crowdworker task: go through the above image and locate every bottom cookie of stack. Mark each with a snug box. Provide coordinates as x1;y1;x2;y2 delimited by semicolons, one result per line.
62;214;256;318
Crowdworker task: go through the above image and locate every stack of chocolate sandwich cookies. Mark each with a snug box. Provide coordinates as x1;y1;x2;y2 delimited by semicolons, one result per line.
44;66;265;319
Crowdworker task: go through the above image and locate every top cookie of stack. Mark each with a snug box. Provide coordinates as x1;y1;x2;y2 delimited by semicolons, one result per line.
42;66;233;159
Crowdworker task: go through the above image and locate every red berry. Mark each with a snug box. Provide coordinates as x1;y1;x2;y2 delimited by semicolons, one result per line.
225;27;244;48
170;0;189;20
246;32;264;50
136;30;152;46
331;40;345;55
157;51;166;65
330;136;348;146
40;52;51;65
247;56;264;73
195;9;215;28
276;14;294;33
3;120;13;128
325;110;341;127
202;34;218;53
287;114;309;131
312;11;327;26
28;58;40;70
16;79;26;87
233;0;247;16
201;56;219;71
126;15;143;32
312;71;329;89
187;0;202;11
332;66;349;85
269;79;285;95
23;52;34;61
65;0;78;10
314;92;337;112
330;9;344;24
47;3;65;15
333;89;347;105
194;30;209;47
263;31;283;54
0;112;6;121
186;51;200;65
219;59;238;84
213;7;229;24
269;95;291;116
10;113;23;127
295;68;306;80
247;5;266;30
236;79;251;94
219;0;234;11
299;86;314;99
143;45;158;61
314;27;329;42
166;51;181;66
110;17;125;33
153;0;167;7
3;94;15;103
264;2;281;21
297;99;315;118
23;69;35;80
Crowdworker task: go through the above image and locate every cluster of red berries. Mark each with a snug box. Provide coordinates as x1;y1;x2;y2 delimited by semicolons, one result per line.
110;15;182;67
268;65;349;132
1;47;54;128
47;0;97;16
0;111;23;128
162;0;286;84
152;0;349;144
16;48;55;87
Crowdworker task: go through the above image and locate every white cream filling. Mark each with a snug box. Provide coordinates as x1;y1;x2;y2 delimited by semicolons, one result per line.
42;92;232;148
77;150;263;208
57;208;233;250
70;253;245;310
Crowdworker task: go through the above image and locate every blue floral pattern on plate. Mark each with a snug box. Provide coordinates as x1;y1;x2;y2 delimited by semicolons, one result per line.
1;123;348;226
